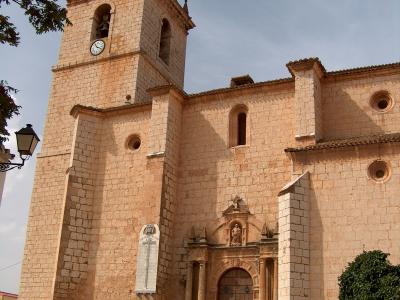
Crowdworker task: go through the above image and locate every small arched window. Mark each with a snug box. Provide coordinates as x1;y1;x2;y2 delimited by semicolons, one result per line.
237;113;247;146
229;105;248;147
91;4;112;40
159;19;171;65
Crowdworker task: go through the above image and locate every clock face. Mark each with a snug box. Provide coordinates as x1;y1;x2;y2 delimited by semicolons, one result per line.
90;40;105;56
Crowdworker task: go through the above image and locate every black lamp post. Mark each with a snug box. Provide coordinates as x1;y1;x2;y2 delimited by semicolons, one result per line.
0;124;40;172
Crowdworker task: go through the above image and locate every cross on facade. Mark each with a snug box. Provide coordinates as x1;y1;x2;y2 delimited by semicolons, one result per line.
143;236;157;289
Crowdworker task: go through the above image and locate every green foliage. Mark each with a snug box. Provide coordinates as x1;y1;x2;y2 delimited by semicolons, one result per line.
0;15;19;46
0;0;71;47
0;81;20;142
338;250;400;300
0;0;71;141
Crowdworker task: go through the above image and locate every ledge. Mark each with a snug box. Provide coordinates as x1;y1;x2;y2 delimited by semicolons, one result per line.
285;133;400;153
70;102;151;118
187;77;294;99
147;84;188;100
278;172;309;196
146;151;166;159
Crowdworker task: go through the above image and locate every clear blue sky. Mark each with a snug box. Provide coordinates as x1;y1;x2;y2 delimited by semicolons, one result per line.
0;0;399;294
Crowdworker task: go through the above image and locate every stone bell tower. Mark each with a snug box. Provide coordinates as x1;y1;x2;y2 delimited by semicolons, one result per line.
19;0;194;299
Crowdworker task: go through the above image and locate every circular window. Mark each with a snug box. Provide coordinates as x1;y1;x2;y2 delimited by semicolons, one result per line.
368;160;391;183
126;135;141;151
370;91;393;113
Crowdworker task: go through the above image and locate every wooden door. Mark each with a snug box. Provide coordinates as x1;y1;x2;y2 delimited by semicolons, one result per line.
218;268;253;300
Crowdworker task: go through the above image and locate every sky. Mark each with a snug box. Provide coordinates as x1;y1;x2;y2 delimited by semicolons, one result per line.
0;0;399;294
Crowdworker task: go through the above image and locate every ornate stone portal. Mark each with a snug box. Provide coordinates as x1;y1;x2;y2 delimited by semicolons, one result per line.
135;224;160;294
184;197;279;300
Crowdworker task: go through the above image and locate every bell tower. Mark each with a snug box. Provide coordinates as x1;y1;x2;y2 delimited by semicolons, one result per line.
57;0;194;104
19;1;194;299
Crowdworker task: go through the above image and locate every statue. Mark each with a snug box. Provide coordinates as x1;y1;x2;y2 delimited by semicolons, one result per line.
230;223;242;246
232;196;241;210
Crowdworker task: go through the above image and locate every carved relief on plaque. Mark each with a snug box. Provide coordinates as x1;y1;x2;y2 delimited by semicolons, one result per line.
135;224;160;294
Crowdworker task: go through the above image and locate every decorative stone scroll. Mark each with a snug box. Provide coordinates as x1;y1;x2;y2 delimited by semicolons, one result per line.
135;224;160;294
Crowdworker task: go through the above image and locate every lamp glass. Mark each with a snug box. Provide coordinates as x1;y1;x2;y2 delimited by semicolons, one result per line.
15;124;40;156
16;134;34;156
29;137;39;155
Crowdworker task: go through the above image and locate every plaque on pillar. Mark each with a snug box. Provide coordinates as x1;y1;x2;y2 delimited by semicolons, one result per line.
135;224;160;294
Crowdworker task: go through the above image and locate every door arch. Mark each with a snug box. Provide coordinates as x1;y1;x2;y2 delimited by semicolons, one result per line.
218;268;253;300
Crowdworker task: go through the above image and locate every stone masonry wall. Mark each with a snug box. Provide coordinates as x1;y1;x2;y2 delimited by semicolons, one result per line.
86;109;151;299
43;56;140;156
20;0;190;296
19;155;70;299
292;145;400;300
140;0;189;88
59;0;143;66
278;172;310;300
322;73;400;140
170;84;296;299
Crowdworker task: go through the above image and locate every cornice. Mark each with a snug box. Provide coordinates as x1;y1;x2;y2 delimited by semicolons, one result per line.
147;84;188;100
324;61;400;82
285;133;400;153
187;78;295;102
70;102;152;119
52;50;141;72
165;0;195;30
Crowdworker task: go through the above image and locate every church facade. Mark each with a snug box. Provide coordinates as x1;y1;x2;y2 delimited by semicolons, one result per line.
19;0;400;299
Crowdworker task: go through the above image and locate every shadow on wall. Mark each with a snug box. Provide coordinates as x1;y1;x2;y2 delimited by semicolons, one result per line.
323;90;385;140
309;184;324;299
75;112;150;300
170;104;231;297
306;143;400;299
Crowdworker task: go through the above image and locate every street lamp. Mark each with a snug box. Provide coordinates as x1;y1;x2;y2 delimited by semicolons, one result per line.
0;124;40;172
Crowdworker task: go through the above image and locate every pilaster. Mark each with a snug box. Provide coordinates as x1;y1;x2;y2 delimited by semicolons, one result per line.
259;258;266;300
184;262;193;300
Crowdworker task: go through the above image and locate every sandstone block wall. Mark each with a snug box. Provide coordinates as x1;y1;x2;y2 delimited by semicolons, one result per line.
20;0;191;297
170;83;295;299
19;155;70;299
140;0;189;88
58;0;143;65
86;109;151;299
322;73;400;140
292;145;400;299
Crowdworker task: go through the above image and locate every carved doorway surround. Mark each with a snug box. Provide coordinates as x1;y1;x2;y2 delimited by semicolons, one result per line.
184;196;279;300
218;268;253;300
